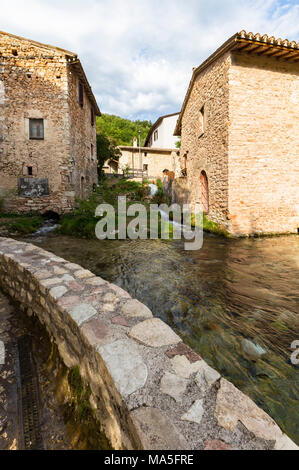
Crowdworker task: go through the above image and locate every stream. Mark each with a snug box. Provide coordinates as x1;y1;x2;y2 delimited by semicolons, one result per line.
21;228;299;444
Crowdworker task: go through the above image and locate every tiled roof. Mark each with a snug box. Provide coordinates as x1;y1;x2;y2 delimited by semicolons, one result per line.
174;30;299;135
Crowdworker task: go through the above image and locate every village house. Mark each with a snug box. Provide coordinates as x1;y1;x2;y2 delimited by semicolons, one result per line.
0;30;100;214
174;31;299;236
112;113;180;180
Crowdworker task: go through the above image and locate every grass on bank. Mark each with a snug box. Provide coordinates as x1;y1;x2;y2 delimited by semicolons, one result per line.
0;213;44;235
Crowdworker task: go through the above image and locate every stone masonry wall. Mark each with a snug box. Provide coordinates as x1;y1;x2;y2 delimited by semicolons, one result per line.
0;237;297;450
177;54;231;228
228;53;299;235
0;32;97;213
67;65;98;198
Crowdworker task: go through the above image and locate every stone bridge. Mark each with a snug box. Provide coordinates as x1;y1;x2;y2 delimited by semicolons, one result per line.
0;237;297;450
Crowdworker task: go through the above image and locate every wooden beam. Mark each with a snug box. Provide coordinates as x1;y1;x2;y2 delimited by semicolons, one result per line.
279;51;299;61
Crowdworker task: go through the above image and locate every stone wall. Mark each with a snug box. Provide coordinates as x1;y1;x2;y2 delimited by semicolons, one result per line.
177;53;231;227
0;31;97;214
0;237;297;450
117;147;178;180
174;50;299;236
228;53;299;235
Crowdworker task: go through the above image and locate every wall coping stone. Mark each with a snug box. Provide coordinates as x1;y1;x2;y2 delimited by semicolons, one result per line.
0;237;297;450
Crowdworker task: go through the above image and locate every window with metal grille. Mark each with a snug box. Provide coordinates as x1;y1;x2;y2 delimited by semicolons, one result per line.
78;81;84;107
29;119;44;140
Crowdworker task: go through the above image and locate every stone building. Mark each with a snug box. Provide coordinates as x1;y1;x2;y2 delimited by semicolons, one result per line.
0;30;100;214
115;145;178;180
174;31;299;236
144;112;180;149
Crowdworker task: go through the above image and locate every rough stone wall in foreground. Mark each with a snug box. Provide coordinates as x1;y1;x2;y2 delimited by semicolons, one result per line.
0;237;297;450
228;54;299;235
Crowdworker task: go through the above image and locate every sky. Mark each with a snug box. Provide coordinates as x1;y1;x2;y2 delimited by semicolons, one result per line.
1;0;299;122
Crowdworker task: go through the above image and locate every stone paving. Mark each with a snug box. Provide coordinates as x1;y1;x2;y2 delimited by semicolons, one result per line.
0;237;297;451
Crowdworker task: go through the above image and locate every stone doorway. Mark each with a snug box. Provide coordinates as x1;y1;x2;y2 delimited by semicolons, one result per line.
200;171;209;214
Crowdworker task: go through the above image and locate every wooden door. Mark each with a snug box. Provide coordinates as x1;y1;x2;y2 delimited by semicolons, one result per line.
200;171;209;214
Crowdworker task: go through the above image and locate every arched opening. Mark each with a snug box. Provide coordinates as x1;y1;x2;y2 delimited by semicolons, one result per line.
200;171;209;214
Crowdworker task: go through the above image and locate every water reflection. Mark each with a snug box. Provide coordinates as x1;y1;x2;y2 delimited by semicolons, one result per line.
27;233;299;444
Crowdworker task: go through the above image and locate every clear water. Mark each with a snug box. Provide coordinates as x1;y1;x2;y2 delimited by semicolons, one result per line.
26;232;299;444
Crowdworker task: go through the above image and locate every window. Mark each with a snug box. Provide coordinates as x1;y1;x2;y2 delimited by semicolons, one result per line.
27;166;33;176
143;164;148;171
154;130;158;141
78;81;84;107
29;119;44;140
199;105;205;136
91;143;94;160
91;107;95;126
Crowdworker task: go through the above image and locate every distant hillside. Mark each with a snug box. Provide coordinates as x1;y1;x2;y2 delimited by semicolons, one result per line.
96;113;152;146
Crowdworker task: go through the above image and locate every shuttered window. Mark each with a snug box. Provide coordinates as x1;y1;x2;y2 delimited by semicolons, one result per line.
29;119;44;140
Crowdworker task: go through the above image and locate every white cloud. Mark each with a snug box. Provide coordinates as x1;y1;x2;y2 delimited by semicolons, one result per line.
1;0;298;121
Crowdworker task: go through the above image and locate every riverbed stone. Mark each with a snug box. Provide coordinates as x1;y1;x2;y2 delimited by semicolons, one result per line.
241;339;267;361
195;361;221;390
171;355;202;378
181;399;204;425
129;318;182;348
98;339;148;397
50;286;68;300
130;407;190;450
81;318;109;347
215;379;283;441
121;299;153;319
160;372;188;402
69;303;97;327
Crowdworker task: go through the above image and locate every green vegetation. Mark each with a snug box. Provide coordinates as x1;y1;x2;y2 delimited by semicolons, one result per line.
97;114;152;147
191;213;231;238
68;366;92;421
0;213;44;235
58;178;176;240
59;178;152;239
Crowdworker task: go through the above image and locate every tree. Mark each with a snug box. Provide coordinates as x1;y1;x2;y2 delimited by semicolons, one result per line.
96;114;152;146
96;132;121;177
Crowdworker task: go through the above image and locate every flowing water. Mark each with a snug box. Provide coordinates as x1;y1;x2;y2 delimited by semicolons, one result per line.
25;231;299;444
